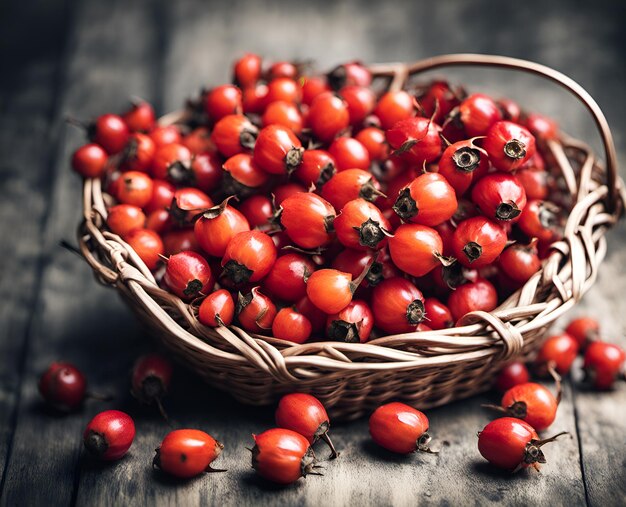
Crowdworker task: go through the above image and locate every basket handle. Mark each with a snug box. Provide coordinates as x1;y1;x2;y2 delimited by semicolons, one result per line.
368;54;620;215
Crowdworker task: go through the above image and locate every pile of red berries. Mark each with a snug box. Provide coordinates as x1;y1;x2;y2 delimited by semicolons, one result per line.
70;54;568;343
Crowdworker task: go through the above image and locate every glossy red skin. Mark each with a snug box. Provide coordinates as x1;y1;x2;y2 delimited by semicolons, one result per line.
501;382;557;431
233;53;262;88
583;341;626;389
498;98;522;122
396;173;457;227
265;77;301;104
189;152;222;194
238;195;273;229
326;300;374;343
477;417;538;470
125;228;164;270
499;244;541;284
145;179;176;213
300;76;330;106
38;362;87;411
322;168;382;210
386;117;443;165
164;251;213;300
308;92;350;142
272;308;312;344
150;143;192;181
198;289;235;327
170;188;213;224
388;224;443;278
276;393;330;443
418;80;461;124
518;199;561;243
334;199;390;251
204;84;243;120
458;94;502;137
306;269;354;314
516;167;549;200
182;127;215;155
535;333;579;375
447;278;498;322
123;101;156;133
565;317;599;349
295;150;336;188
374;91;414;130
495;362;531;392
369;402;430;454
92;114;130;154
223;153;269;189
472;173;527;223
121;132;156;172
131;354;173;403
423;298;453;330
262;101;304;134
525;113;559;141
253;125;302;175
72;143;108;178
162;229;200;256
212;114;257;158
237;287;277;333
331;249;379;286
273;183;306;206
371;277;424;334
438;140;488;196
222;230;277;283
280;193;336;249
84;410;135;461
295;295;327;334
328;137;371;171
339;85;376;125
252;428;312;485
452;217;507;268
117;171;152;208
332;61;372;88
242;84;269;114
483;121;536;172
355;127;388;161
268;61;297;80
106;204;146;238
156;429;222;478
150;125;181;147
263;253;315;303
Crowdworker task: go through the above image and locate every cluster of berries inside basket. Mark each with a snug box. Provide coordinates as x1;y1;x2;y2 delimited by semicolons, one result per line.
71;54;569;344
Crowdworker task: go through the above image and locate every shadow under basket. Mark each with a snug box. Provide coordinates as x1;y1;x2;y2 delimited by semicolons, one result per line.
76;54;624;421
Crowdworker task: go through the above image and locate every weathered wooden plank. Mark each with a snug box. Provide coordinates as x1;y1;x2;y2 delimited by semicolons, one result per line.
0;0;159;504
0;0;72;489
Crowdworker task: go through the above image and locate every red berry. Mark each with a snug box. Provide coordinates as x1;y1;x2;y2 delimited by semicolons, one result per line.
295;149;336;188
418;80;462;123
452;217;507;268
438;139;489;195
483;121;536;172
516;167;549;201
565;317;600;349
499;382;558;431
369;402;434;454
121;132;156;172
204;84;242;121
265;77;301;104
326;299;374;343
238;195;273;229
154;429;223;478
222;230;277;285
253;125;303;175
280;193;336;249
339;85;376;125
272;307;312;344
251;428;318;485
518;199;562;243
198;289;235;327
38;362;87;412
332;249;384;288
388;223;444;278
583;341;626;390
212;114;258;158
122;100;156;133
321;168;382;210
71;143;108;178
182;127;215;155
268;61;298;80
262;100;304;134
458;94;502;137
524;113;559;141
334;199;390;251
106;204;146;238
423;298;453;330
83;410;135;461
355;127;388;161
125;228;164;271
131;354;173;411
308;92;350;142
169;187;213;225
223;153;269;192
447;278;498;322
194;201;250;257
386;117;443;165
495;362;531;392
91;114;130;155
263;253;315;303
164;251;213;300
371;277;425;334
162;229;200;256
472;173;527;222
498;240;541;284
237;287;277;333
150;125;182;147
328;61;372;89
306;268;360;314
535;333;579;375
233;53;262;88
145;179;176;213
478;417;565;471
300;76;330;106
150;143;192;181
498;98;522;122
328;137;371;171
374;91;414;130
393;173;457;226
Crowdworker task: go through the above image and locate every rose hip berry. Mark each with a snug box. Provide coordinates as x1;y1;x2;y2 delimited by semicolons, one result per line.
371;277;425;334
272;307;313;344
163;251;213;300
369;402;436;454
393;173;458;226
131;354;173;418
452;216;507;268
221;230;277;285
495;362;530;392
198;289;235;327
583;341;626;390
471;173;527;222
154;429;224;478
71;143;108;178
39;362;87;412
565;317;600;349
483;121;536;172
84;410;136;461
326;299;374;343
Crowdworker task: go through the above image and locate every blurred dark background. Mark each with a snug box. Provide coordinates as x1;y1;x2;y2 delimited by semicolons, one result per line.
1;0;625;505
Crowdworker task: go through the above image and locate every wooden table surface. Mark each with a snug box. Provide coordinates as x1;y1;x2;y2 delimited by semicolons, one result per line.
1;0;625;505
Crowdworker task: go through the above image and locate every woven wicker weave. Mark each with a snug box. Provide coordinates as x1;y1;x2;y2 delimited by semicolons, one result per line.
76;54;623;421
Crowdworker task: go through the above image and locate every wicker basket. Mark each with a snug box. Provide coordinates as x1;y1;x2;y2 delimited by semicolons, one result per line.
76;54;623;421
